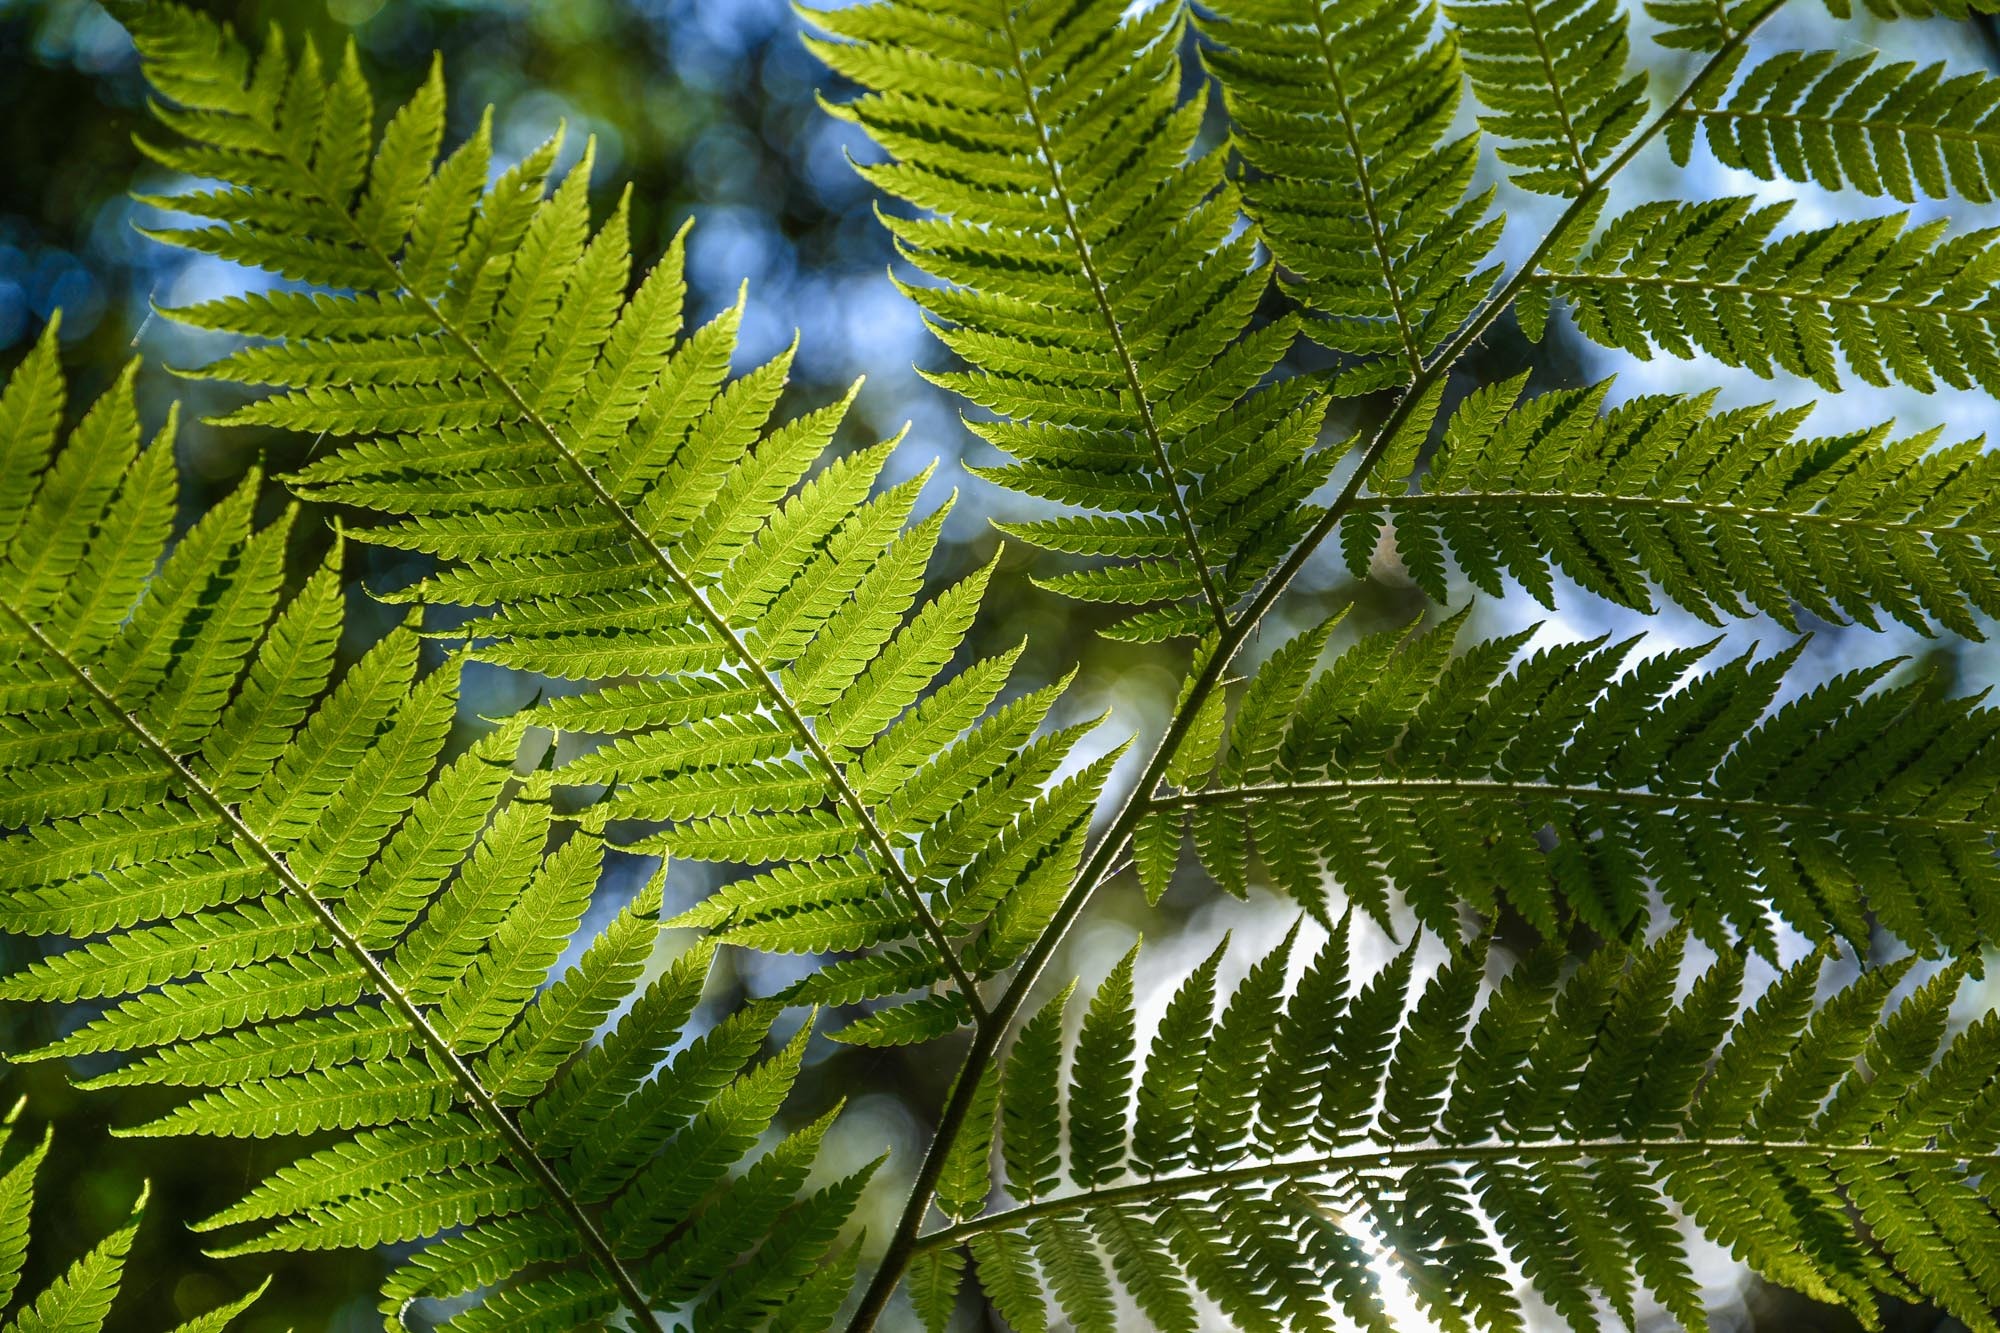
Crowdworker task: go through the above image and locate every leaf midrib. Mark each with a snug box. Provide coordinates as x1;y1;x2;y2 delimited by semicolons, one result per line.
1355;486;1996;538
916;1134;2000;1248
1167;775;1978;836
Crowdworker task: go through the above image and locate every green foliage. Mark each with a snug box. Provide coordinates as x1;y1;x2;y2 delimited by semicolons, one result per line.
1195;0;1503;394
1338;374;2000;636
806;0;1331;642
1148;607;2000;953
10;0;2000;1329
1445;0;1650;195
0;341;862;1331
923;927;2000;1333
1524;197;2000;395
113;0;1119;1047
1670;50;2000;202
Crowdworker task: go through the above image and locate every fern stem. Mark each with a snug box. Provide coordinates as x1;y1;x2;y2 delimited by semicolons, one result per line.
911;1136;2000;1250
843;12;1788;1326
1164;777;1980;835
1353;489;1996;540
995;2;1234;635
0;597;668;1333
1523;268;1990;317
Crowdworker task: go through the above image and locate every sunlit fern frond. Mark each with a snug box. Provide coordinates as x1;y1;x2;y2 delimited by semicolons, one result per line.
1135;606;2000;956
1335;373;2000;637
1522;197;2000;395
806;0;1332;643
0;332;868;1332
911;926;2000;1333
114;0;1118;1047
1194;0;1504;395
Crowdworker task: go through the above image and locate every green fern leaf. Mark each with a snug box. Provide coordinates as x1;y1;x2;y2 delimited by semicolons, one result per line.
1198;0;1502;393
1528;197;2000;394
924;931;2000;1333
1155;609;2000;954
806;0;1333;638
1338;374;2000;635
0;336;859;1330
1669;51;2000;202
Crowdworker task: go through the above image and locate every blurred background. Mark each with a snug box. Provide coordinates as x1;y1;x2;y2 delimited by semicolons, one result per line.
2;0;1999;1328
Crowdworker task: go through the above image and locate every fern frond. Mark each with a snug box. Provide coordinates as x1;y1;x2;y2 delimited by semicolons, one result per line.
1669;51;2000;202
1524;197;2000;394
0;338;862;1330
807;0;1329;640
115;1;1115;1039
0;1098;265;1330
1445;0;1650;195
1144;607;2000;955
1196;0;1504;395
922;929;2000;1333
1337;374;2000;636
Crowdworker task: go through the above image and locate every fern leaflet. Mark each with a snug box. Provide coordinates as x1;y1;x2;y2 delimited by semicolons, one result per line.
915;927;2000;1333
1338;373;2000;636
807;0;1328;642
1196;0;1504;395
1141;607;2000;955
1669;50;2000;202
1523;197;2000;395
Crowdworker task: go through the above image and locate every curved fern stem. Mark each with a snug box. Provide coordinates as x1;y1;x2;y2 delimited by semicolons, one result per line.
841;9;1790;1325
0;599;666;1333
912;1138;2000;1251
995;2;1234;635
1165;777;1981;836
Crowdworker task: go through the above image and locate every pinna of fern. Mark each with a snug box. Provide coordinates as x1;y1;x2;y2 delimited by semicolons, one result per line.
806;0;1335;642
0;330;868;1332
917;924;2000;1333
1335;373;2000;639
115;0;1118;1052
0;1099;264;1333
1134;604;2000;958
1192;0;1505;396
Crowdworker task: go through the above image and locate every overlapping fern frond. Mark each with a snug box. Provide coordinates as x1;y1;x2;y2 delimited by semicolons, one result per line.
116;1;1114;1047
1337;374;2000;635
1523;197;2000;394
1137;607;2000;955
806;0;1331;642
1444;0;1650;195
1670;51;2000;202
1195;0;1503;395
0;335;866;1331
911;926;2000;1333
0;1100;264;1332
